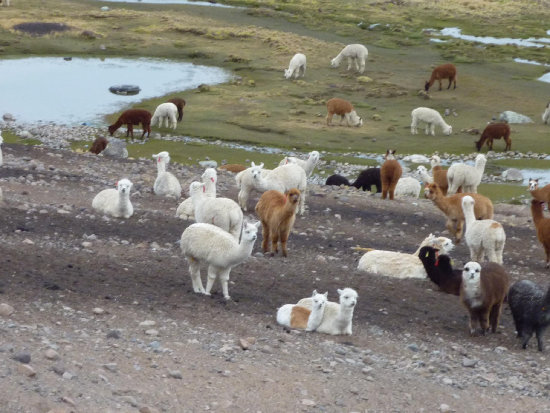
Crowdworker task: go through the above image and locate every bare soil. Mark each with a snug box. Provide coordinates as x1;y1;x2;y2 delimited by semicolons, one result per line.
1;142;549;413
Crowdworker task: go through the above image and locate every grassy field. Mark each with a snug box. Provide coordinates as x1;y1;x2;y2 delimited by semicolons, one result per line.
0;0;549;160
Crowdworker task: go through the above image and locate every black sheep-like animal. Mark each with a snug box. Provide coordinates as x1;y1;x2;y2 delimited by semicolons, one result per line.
418;246;462;296
508;280;550;351
325;174;350;186
352;167;381;193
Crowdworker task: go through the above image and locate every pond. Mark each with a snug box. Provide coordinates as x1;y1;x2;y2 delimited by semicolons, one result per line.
0;57;231;125
438;27;550;48
98;0;234;7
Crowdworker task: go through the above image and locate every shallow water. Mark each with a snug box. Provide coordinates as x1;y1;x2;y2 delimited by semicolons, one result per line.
514;58;550;83
99;0;234;7
439;27;550;48
0;57;231;125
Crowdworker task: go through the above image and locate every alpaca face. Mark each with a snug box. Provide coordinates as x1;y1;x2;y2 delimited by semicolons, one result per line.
250;164;264;180
462;195;475;210
202;168;217;184
430;155;441;167
330;57;339;68
444;126;453;136
242;221;260;242
287;188;301;204
528;178;539;191
309;151;320;163
424;183;438;199
462;262;481;284
438;238;455;254
189;181;205;196
153;151;170;164
284;69;292;79
117;179;133;194
337;288;358;309
385;149;397;160
311;290;328;311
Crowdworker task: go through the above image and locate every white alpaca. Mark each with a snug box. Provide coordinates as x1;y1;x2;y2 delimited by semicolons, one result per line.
189;182;243;239
284;53;306;79
0;0;10;7
176;168;217;220
92;178;134;219
297;288;358;335
249;162;307;214
152;151;182;198
278;150;320;177
394;176;421;198
416;165;434;183
543;102;550;125
447;154;486;195
180;221;260;300
0;131;3;167
235;164;272;211
410;107;452;136
462;196;506;264
276;290;328;331
357;234;454;279
151;103;178;129
330;44;368;74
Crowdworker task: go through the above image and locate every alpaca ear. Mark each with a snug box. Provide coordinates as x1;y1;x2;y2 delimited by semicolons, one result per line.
323;292;328;298
312;290;318;297
251;161;256;167
253;221;261;229
337;288;343;295
259;162;264;169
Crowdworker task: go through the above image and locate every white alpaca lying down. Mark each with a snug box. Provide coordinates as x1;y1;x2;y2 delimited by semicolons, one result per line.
276;290;328;331
92;178;134;219
357;234;454;279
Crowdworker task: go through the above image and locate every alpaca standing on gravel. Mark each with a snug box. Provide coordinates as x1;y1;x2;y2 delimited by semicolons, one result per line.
151;102;178;129
176;168;217;220
277;290;328;331
447;154;486;194
297;288;358;335
92;179;134;219
152;151;182;198
235;163;272;211
462;196;506;264
284;53;306;79
380;149;402;200
278;150;320;177
410;107;452;136
330;44;368;74
352;168;381;193
180;221;260;300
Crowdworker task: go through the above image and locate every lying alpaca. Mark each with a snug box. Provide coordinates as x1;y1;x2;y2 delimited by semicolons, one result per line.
108;109;152;140
394;176;421;198
530;199;550;268
460;261;509;336
352;168;381;193
326;98;362;127
475;122;511;152
89;136;108;155
508;280;550;351
152;151;182;198
447;154;486;194
180;221;260;300
297;288;358;335
357;233;454;279
284;53;306;79
462;195;506;264
418;246;461;295
331;44;368;74
424;63;457;92
326;174;350;187
167;97;186;122
380;149;402;200
92;179;133;219
410;107;452;136
255;188;300;257
151;102;178;129
176;167;216;220
276;290;328;331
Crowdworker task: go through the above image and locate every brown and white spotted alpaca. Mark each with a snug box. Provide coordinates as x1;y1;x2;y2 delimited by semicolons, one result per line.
276;291;328;331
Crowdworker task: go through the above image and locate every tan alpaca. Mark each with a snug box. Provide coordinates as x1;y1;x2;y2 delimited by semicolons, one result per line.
380;149;402;200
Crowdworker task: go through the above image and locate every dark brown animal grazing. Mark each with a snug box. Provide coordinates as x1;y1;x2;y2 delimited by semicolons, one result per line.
425;63;457;92
475;122;511;152
167;97;186;122
380;149;402;200
89;137;108;155
108;109;152;139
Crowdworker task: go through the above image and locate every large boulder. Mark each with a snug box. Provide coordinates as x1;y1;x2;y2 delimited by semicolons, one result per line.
499;111;533;124
502;168;523;182
102;138;128;158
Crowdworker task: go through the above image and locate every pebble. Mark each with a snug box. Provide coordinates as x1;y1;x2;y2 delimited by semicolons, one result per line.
18;364;36;377
103;363;118;372
13;352;31;364
440;404;451;412
301;399;316;406
145;329;159;336
169;370;183;379
106;330;121;339
92;307;105;315
462;358;477;368
139;320;156;327
0;303;14;317
45;349;59;360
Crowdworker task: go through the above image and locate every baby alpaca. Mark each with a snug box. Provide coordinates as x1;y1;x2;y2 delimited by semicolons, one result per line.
92;179;134;219
284;53;306;79
151;102;178;129
255;188;301;257
331;44;368;74
276;290;328;331
297;288;358;335
152;151;182;198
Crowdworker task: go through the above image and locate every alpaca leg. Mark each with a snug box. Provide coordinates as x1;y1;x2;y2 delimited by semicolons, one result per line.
545;246;550;268
455;220;464;243
521;327;534;349
205;265;219;296
389;186;395;200
280;229;290;257
382;183;388;200
218;268;232;300
489;303;503;333
359;58;365;74
238;188;249;211
187;257;205;294
479;309;491;334
347;57;353;71
430;124;435;136
127;124;133;138
326;113;333;126
535;327;545;351
339;115;345;125
299;189;306;215
468;312;478;336
271;233;279;256
261;222;270;253
447;78;452;89
424;123;430;135
410;118;418;135
354;57;360;72
486;246;498;263
438;79;443;91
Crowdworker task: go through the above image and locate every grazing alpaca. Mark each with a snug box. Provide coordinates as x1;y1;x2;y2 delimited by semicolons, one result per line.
108;109;152;139
89;136;108;155
462;196;506;264
460;261;509;336
279;150;320;177
528;178;550;207
447;154;486;194
297;288;358;336
424;63;457;91
530;199;550;268
418;246;462;295
92;179;134;219
255;188;301;257
326;174;350;187
326;98;363;127
410;107;452;136
380;149;402;200
424;182;493;243
151;102;178;129
277;290;328;331
330;44;368;74
357;233;454;279
180;221;260;300
284;53;307;79
508;280;550;351
167;97;186;122
475;123;511;152
352;168;381;193
152;151;182;198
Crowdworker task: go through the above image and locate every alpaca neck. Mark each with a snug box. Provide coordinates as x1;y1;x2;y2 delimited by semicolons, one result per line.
475;159;486;173
204;180;216;197
157;161;167;176
531;202;545;227
432;192;451;215
462;203;476;226
118;191;130;213
336;304;354;324
225;239;255;267
253;175;271;192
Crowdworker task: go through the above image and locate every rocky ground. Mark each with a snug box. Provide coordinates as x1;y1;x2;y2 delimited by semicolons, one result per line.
1;134;550;413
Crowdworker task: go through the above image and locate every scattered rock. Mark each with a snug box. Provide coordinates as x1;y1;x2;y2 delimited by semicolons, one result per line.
0;303;14;317
45;349;59;360
18;364;36;377
13;352;31;364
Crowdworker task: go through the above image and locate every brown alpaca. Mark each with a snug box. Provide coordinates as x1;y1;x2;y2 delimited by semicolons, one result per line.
380;149;402;200
530;199;550;268
325;98;362;127
424;182;493;243
89;136;108;155
475;123;511;152
255;188;301;257
424;63;457;91
460;261;509;336
430;155;461;195
527;178;550;207
167;97;186;122
108;109;152;139
218;164;247;173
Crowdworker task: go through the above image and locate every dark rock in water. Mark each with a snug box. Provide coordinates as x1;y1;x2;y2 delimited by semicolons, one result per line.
109;85;141;96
